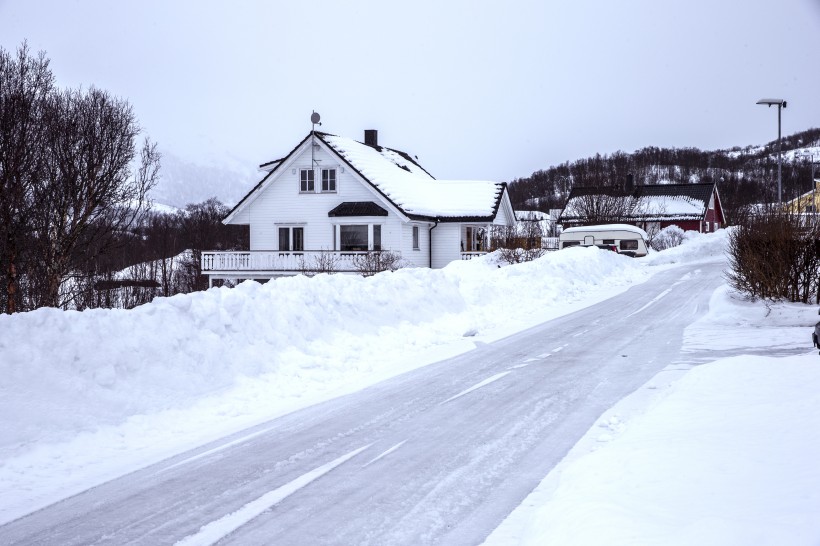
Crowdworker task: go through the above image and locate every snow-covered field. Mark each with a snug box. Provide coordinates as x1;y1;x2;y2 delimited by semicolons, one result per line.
2;229;818;544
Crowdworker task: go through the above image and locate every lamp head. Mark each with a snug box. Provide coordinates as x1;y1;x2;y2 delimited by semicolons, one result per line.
756;98;786;108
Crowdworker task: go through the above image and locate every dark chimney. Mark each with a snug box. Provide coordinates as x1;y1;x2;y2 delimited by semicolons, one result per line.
364;129;378;147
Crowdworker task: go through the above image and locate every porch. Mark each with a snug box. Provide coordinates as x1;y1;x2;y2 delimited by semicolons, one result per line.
201;250;489;284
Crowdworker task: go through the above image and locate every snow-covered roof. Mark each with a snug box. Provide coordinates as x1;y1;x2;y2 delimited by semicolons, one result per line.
227;131;509;223
560;183;719;223
318;133;505;220
562;223;648;238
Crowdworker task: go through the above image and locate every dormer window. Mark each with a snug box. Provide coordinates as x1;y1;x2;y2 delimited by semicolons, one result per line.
300;169;314;192
322;168;336;192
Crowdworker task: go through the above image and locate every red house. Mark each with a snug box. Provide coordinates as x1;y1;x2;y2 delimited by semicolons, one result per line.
558;182;724;233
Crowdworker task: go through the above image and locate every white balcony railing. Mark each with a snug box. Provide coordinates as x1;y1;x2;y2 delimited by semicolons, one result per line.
202;249;489;274
201;250;371;273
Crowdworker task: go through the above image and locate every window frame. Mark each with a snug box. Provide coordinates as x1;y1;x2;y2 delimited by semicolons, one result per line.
412;225;420;250
300;169;315;193
321;168;337;193
278;227;290;251
373;224;382;251
340;224;369;252
277;225;305;252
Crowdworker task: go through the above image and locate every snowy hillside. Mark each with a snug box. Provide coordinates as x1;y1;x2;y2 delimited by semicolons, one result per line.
150;148;260;208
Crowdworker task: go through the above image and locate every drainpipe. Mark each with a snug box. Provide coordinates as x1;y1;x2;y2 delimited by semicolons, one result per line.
429;219;439;268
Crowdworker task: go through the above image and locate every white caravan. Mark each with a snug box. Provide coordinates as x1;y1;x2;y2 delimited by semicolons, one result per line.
558;224;649;257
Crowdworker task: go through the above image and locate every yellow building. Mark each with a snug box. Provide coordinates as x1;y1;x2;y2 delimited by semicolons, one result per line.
784;180;820;213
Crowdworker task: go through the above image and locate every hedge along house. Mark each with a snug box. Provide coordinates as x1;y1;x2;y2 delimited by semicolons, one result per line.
202;130;515;285
558;182;724;235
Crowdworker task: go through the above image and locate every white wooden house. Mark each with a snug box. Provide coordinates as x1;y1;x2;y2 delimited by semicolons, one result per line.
202;130;515;285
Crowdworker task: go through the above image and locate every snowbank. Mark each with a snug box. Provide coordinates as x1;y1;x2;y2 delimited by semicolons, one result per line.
518;353;820;546
0;248;647;453
0;243;662;523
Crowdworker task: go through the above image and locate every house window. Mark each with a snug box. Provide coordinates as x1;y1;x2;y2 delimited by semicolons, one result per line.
278;227;304;251
321;168;336;192
340;225;368;251
300;169;314;192
412;226;420;250
279;227;290;251
374;225;382;251
293;227;304;251
464;226;485;251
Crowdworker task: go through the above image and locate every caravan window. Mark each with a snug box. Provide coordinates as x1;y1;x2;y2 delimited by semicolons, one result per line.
620;239;638;251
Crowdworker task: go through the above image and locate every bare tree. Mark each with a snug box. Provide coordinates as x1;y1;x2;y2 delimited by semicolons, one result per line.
563;189;642;226
352;251;404;276
31;88;159;308
298;251;338;276
727;207;820;303
0;43;53;313
177;198;247;291
491;221;545;264
0;43;160;312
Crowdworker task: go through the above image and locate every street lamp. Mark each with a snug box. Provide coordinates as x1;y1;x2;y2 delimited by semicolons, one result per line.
756;98;787;204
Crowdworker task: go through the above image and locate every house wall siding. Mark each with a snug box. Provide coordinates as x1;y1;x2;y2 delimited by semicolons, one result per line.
432;223;461;269
401;222;431;268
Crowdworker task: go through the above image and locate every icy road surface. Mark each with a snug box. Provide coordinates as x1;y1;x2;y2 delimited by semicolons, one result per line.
2;262;730;545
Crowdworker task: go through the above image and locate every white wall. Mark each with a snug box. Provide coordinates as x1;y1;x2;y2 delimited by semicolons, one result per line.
399;222;430;268
431;223;461;269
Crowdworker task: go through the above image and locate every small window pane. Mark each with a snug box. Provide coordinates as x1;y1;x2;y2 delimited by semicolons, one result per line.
322;168;336;192
279;227;290;251
301;169;314;192
293;227;304;251
341;225;368;251
373;225;381;251
413;226;419;250
620;239;638;251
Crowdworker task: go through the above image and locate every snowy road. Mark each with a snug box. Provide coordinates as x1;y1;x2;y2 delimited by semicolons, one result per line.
3;261;728;545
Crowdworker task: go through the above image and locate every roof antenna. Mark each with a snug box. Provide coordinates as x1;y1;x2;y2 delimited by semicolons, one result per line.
311;111;322;170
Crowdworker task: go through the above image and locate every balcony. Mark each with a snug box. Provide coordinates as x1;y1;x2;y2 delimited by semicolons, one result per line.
201;250;372;276
202;249;489;280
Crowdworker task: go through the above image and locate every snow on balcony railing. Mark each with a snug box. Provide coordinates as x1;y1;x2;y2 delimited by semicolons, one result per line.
460;251;486;260
201;250;384;273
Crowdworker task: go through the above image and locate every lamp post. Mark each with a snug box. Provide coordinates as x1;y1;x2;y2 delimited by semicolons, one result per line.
756;98;787;204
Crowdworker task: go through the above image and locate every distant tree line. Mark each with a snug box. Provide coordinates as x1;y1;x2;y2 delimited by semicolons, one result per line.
508;127;820;226
75;198;248;310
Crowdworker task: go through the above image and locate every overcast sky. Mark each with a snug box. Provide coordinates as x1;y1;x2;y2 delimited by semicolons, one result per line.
2;0;819;184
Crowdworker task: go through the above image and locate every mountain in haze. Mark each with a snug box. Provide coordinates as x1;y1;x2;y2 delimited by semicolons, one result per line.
508;127;820;225
149;149;261;209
